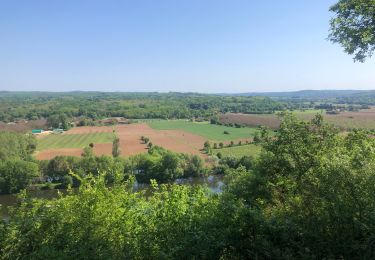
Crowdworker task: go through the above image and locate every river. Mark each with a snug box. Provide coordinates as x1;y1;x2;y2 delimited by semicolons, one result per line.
0;175;224;219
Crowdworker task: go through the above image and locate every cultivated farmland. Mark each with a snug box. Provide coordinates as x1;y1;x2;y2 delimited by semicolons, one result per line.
37;132;114;150
117;123;207;157
35;121;259;160
295;108;375;130
36;123;209;160
146;120;258;141
36;129;115;160
220;108;375;131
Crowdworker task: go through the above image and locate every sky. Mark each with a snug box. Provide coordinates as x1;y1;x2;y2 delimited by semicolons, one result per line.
0;0;374;93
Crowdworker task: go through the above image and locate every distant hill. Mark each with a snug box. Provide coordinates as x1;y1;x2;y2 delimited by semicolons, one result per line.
231;90;375;99
1;90;375;102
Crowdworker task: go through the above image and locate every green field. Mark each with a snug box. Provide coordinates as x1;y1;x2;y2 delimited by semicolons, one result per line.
146;120;258;141
37;132;114;150
213;144;262;158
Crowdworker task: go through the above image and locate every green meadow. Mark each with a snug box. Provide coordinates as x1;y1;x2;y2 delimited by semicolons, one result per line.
37;132;114;150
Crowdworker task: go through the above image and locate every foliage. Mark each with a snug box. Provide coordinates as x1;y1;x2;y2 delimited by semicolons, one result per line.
47;114;71;129
213;155;255;175
81;146;94;158
112;137;121;157
222;114;375;258
58;175;73;189
0;92;284;123
44;155;125;186
329;0;375;62
42;146;205;185
129;146;205;183
0;160;39;194
0;176;221;259
0;132;36;160
0;132;39;194
141;136;150;144
203;141;211;153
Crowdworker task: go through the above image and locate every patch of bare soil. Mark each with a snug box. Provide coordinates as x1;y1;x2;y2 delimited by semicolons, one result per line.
36;148;84;160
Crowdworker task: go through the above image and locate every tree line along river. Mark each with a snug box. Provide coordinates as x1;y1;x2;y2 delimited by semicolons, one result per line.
0;175;224;220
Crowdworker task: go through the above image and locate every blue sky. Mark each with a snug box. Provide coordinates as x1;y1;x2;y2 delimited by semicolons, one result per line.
0;0;374;93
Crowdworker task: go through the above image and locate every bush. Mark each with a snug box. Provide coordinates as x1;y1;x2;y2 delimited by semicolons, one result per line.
40;182;54;190
0;160;39;194
60;175;73;188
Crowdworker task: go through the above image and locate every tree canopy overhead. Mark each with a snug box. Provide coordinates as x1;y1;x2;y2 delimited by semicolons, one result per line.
329;0;375;62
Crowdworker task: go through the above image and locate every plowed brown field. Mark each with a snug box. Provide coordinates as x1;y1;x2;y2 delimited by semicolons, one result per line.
117;124;208;156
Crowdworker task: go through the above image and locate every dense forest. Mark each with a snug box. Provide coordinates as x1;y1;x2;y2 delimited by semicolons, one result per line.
0;92;284;123
2;90;375;127
238;90;375;107
1;114;375;258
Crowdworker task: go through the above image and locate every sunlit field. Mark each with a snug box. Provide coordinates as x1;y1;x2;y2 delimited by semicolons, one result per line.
146;120;258;141
37;132;114;150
